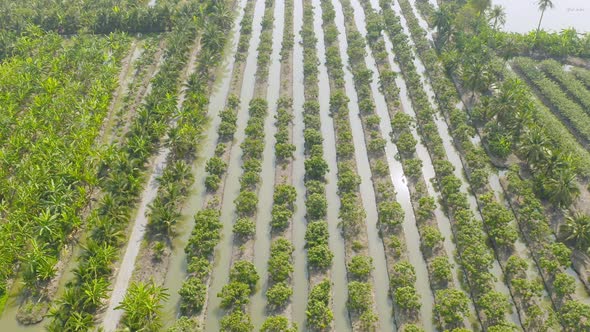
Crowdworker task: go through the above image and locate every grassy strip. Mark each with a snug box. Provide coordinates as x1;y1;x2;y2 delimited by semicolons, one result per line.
513;57;590;147
540;59;590;113
572;67;590;90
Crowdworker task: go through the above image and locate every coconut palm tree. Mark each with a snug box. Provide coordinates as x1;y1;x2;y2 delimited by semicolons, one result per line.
535;0;554;43
543;150;576;177
65;311;93;332
116;280;169;331
202;21;226;54
148;199;180;235
518;127;549;168
81;277;109;310
461;60;493;98
92;215;126;246
470;0;491;15
561;211;590;251
488;5;506;30
433;7;451;38
212;1;233;30
544;168;580;208
35;208;59;245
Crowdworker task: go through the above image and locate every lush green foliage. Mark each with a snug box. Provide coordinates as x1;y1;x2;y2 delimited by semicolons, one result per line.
274;98;296;162
306;280;333;330
572;67;590;90
173;0;248;320
513;57;590;148
300;2;336;329
48;11;202;326
0;31;128;302
116;281;169;331
380;0;523;327
261;315;297;332
539;59;590;111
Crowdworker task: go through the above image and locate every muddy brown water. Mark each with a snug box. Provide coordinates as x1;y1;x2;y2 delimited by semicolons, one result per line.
346;0;437;329
203;0;267;330
330;0;396;329
291;0;309;327
312;0;352;329
160;0;248;325
250;0;285;327
390;0;520;327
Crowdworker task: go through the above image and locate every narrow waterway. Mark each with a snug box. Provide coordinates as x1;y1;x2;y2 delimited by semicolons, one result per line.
330;0;395;329
204;0;266;329
364;0;477;327
390;0;520;326
250;0;284;327
365;0;469;298
291;0;309;326
347;0;436;329
390;51;478;328
161;0;247;322
312;0;351;329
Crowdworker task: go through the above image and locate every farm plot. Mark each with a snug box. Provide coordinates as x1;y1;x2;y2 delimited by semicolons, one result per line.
4;0;590;331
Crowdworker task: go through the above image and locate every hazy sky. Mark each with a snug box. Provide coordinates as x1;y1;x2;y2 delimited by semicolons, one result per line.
493;0;589;33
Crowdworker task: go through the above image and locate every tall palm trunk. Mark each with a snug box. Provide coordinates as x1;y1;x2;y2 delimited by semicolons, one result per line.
535;8;546;43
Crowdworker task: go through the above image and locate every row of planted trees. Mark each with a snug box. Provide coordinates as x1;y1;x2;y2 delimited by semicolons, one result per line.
44;2;209;329
115;1;239;330
397;0;565;328
260;0;299;326
300;1;335;330
337;0;432;329
0;0;195;35
354;0;476;330
146;0;235;262
178;0;258;328
413;0;590;329
379;0;521;329
319;0;383;329
214;0;280;327
0;1;215;60
513;57;590;151
216;97;268;330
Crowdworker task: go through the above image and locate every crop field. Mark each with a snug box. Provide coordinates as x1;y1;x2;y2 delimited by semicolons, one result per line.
1;0;590;331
